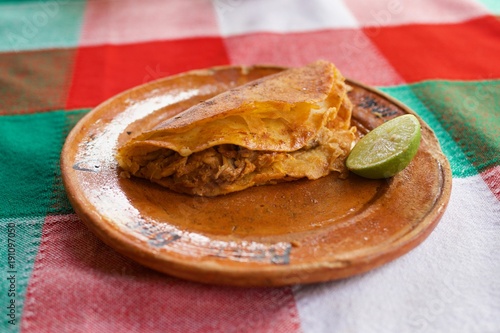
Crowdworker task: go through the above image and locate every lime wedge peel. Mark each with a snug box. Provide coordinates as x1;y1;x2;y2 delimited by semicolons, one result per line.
346;114;421;179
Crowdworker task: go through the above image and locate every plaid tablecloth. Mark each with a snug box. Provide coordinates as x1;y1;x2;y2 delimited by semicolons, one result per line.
1;1;499;332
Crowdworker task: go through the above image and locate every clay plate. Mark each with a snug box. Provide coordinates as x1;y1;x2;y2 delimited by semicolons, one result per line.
61;65;452;287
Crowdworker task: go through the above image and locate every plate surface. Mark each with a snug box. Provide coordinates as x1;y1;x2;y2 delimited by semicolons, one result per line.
61;65;452;287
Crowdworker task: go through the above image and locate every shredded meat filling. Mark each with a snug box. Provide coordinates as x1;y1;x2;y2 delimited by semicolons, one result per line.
134;145;280;191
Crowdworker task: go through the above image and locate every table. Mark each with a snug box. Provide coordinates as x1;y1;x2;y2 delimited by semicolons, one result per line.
1;1;499;332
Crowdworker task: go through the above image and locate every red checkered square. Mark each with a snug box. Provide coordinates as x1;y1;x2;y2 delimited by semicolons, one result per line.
482;165;500;202
224;29;404;86
21;214;302;333
66;39;230;109
365;16;500;82
80;0;220;46
344;0;488;27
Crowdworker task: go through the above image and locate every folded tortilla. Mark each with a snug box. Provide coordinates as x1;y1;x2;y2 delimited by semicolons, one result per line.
116;60;356;196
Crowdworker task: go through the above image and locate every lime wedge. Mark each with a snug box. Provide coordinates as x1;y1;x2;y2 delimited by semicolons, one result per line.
346;114;421;179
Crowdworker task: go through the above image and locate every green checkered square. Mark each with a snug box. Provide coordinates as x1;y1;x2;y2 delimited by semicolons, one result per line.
0;109;88;218
0;0;86;52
